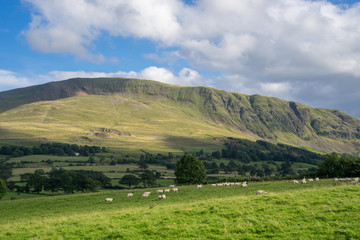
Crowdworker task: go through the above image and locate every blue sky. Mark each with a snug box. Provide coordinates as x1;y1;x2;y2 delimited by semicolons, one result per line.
0;0;360;118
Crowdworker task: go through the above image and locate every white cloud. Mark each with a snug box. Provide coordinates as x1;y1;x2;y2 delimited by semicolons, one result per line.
0;70;32;89
21;0;360;118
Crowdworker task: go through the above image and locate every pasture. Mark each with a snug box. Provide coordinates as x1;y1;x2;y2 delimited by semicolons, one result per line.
1;179;359;239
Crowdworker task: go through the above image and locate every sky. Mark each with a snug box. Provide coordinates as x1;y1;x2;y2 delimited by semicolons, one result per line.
0;0;359;119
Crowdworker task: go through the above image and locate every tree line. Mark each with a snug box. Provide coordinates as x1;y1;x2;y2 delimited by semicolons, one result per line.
12;168;111;194
0;143;108;157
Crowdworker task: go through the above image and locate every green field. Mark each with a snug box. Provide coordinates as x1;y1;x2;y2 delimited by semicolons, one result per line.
1;179;359;239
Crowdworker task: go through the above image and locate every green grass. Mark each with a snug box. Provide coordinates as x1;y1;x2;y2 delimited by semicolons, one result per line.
1;180;359;239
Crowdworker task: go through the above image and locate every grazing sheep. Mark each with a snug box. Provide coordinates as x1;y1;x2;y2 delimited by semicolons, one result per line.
256;190;267;195
353;177;359;182
292;180;299;184
158;194;166;200
156;189;164;193
315;177;320;181
301;178;307;184
127;193;134;197
172;188;178;192
241;182;247;188
334;178;339;182
164;189;171;193
217;183;224;187
235;182;241;186
349;180;359;185
169;185;175;188
105;198;113;202
197;184;203;188
142;192;151;198
308;178;314;182
211;184;217;187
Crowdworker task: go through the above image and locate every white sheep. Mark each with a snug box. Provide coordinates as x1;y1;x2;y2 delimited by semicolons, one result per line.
292;180;299;184
197;184;203;188
156;189;164;193
127;193;134;197
256;190;267;195
164;189;171;193
105;198;113;202
158;194;166;200
172;188;178;192
301;178;307;184
241;182;247;187
315;177;320;181
211;184;217;187
169;185;175;188
308;178;314;182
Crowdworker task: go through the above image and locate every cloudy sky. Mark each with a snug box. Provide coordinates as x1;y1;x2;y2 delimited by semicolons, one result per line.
0;0;359;118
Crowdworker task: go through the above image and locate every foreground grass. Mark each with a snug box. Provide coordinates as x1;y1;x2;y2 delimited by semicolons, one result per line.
1;180;359;239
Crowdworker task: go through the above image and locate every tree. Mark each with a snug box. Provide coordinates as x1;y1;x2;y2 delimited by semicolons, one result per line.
0;179;7;200
137;160;148;170
26;173;45;194
140;170;156;187
119;175;140;188
0;164;12;180
174;154;207;184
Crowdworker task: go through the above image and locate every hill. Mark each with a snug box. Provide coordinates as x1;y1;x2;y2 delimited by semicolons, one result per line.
0;78;359;153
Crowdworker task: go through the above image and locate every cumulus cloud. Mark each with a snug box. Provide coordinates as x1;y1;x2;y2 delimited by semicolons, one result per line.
0;70;32;90
22;0;360;118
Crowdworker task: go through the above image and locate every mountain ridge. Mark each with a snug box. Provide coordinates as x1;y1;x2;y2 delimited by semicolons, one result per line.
0;78;359;153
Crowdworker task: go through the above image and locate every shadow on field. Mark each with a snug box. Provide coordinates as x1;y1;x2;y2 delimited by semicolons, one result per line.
162;135;221;150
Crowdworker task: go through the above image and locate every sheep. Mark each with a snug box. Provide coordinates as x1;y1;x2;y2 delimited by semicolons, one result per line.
105;198;113;202
158;194;166;200
256;190;267;195
169;185;175;188
308;178;314;182
353;177;359;182
292;180;299;184
301;178;307;184
156;189;164;193
197;184;203;188
315;177;320;181
241;182;247;188
172;188;178;192
217;183;224;187
142;193;150;198
235;182;241;186
349;180;359;185
127;193;134;197
334;178;339;182
164;189;171;193
211;184;217;187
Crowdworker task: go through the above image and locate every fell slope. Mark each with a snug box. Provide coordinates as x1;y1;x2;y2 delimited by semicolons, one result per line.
0;78;359;152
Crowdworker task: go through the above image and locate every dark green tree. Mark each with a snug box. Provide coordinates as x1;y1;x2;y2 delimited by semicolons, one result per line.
119;174;140;188
174;154;207;184
26;173;45;194
140;170;156;187
137;160;149;170
0;164;12;180
0;179;7;200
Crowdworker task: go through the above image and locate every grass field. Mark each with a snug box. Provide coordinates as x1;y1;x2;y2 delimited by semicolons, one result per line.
1;179;359;239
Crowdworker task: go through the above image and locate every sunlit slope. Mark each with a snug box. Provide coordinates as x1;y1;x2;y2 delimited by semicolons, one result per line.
0;94;244;150
0;78;359;152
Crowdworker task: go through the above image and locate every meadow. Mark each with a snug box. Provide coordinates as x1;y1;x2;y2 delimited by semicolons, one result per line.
1;179;359;239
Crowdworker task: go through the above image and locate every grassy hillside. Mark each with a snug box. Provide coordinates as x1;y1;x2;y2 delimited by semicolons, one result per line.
0;78;359;153
1;180;359;239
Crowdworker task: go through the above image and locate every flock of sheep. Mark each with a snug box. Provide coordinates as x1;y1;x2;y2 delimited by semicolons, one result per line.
104;177;359;202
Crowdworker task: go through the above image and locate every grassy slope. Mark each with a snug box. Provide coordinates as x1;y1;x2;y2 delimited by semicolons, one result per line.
0;78;359;153
1;180;359;239
0;94;246;151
